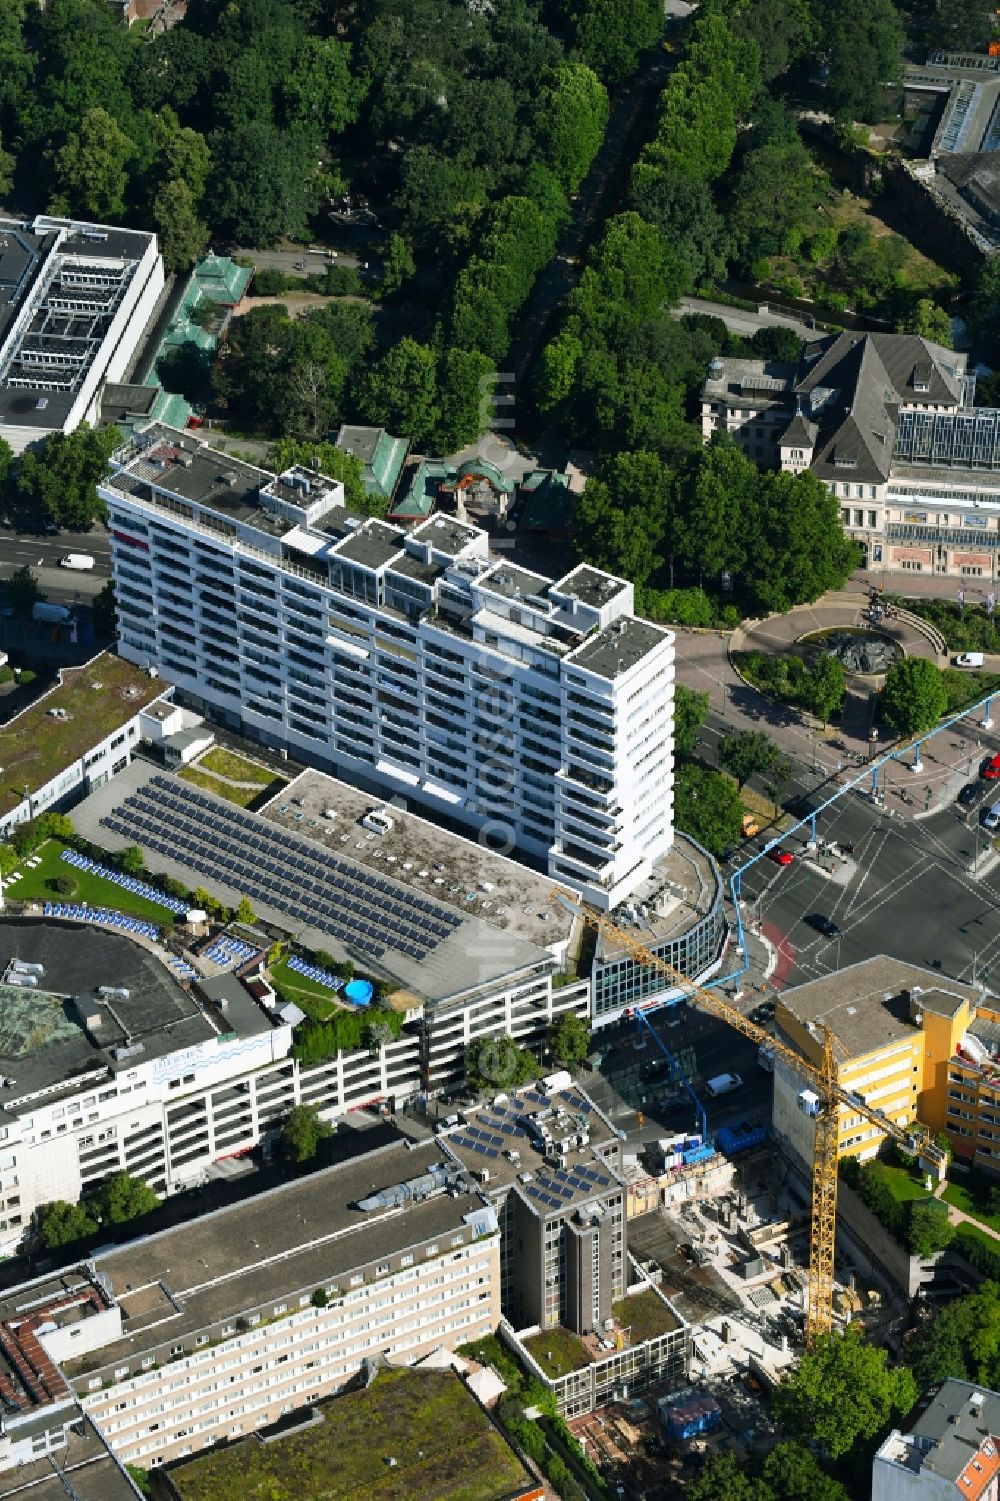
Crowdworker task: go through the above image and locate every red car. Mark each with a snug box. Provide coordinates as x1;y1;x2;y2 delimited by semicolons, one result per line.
766;847;794;866
983;755;1000;780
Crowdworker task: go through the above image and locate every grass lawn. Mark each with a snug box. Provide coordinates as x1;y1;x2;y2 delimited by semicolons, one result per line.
169;1368;530;1501
613;1288;680;1343
269;955;340;1021
867;1160;930;1205
198;747;277;785
179;765;284;808
523;1327;591;1378
943;1179;1000;1234
9;841;175;922
953;1220;1000;1256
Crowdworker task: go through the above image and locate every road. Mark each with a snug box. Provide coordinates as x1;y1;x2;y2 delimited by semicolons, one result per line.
672;295;819;341
232;244;362;277
0;531;110;607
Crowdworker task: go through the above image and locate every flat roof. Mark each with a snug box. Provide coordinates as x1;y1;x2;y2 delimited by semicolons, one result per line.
333;519;404;570
116;431;272;526
554;564;628;607
0;654;165;815
777;955;978;1063
480;564;552;602
59;1139;486;1382
0;918;226;1113
166;1367;534;1501
0;216;155;431
441;1079;623;1215
409;515;481;556
0;1414;136;1501
69;762;564;1004
594;836;722;957
567;616;671;680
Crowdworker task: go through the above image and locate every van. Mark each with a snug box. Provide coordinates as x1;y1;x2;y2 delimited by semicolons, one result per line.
705;1072;742;1097
982;802;1000;831
956;652;985;668
59;553;95;571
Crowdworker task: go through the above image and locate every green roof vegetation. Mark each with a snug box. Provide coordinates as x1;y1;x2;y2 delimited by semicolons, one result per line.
612;1288;680;1342
522;1327;591;1378
196;748;279;785
0;655;163;817
167;1368;531;1501
269;955;340;1021
179;764;286;808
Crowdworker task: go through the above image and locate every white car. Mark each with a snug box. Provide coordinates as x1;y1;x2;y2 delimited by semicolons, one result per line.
956;652;985;668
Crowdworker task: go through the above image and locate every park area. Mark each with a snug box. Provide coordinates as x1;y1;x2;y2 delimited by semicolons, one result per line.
167;1367;531;1501
6;842;176;923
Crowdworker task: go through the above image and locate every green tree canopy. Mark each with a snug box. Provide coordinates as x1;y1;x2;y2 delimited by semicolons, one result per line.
882;658;948;737
774;1325;917;1460
357;338;439;448
674;685;710;758
37;1199;97;1251
896;298;953;348
90;1172;160;1226
761;1441;851;1501
280;1104;334;1165
16;424;119;530
569;0;661;87
908;1201;956;1257
466;1036;541;1093
266;437;369;515
802;654;846;726
548;1012;591;1067
573;450;669;587
905;1281;1000;1390
49;106;134;220
720;730;784;790
7;564;40;618
812;0;902;122
533;63;608;195
675;762;745;856
433;347;495;455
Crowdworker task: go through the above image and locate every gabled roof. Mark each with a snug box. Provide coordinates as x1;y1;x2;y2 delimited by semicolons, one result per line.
779;413;818;448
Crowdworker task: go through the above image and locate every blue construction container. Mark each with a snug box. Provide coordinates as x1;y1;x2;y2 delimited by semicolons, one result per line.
716;1122;769;1156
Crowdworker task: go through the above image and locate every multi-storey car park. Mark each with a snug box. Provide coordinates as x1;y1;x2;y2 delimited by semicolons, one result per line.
0;216;162;453
99;423;675;911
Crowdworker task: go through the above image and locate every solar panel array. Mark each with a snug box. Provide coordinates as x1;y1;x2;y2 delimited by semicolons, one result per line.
100;775;463;964
449;1094;616;1216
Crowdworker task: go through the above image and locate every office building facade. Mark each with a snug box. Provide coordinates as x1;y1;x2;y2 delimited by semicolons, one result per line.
101;424;675;909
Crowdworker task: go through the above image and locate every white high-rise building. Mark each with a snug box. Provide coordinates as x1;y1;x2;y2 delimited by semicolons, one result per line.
101;425;675;908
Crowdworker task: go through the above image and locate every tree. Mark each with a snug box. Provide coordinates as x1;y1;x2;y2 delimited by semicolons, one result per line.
206;121;319;245
882;658;948;737
744;469;860;614
92;580;116;639
380;232;415;299
570;0;662;87
720;730;783;790
115;846;145;876
905;1282;1000;1390
804;655;846;726
750;325;807;363
466;1036;541;1093
674;685;710;759
235;896;256;926
675;762;745;856
50;107;134;220
89;1172;160;1226
672;442;757;584
729;137;828;264
813;0;902;122
548;1012;590;1067
266;438;369;515
357;338;439;447
7;564;40;618
16;425;119;530
534;64;608;195
628;168;729;289
574;450;669;586
280;1104;333;1165
774;1325;917;1461
0;135;15;201
152;178;209;273
935;0;992;53
685;1452;762;1501
896;298;953;348
908;1201;956;1257
761;1442;851;1501
37;1199;97;1250
433;348;495;455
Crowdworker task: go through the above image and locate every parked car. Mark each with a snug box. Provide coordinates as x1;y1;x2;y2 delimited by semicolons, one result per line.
958;782;980;807
805;913;839;937
766;847;794;866
982;755;1000;780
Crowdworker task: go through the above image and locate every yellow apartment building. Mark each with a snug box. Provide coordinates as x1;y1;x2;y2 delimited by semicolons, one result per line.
770;956;997;1172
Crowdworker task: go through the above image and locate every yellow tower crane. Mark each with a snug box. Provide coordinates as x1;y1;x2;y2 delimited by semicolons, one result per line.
554;891;947;1347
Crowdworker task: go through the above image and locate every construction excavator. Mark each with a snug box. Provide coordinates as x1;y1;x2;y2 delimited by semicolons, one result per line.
553;890;947;1347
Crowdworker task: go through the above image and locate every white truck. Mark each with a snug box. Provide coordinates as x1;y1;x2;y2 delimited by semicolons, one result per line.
59;553;95;571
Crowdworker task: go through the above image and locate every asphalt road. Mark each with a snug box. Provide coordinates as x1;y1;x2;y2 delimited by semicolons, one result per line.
729;761;1000;994
0;531;110;607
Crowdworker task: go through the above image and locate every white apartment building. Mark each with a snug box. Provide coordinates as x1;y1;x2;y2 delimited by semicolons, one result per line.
0;1141;500;1470
701;332;1000;582
0;216;163;452
100;424;675;910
